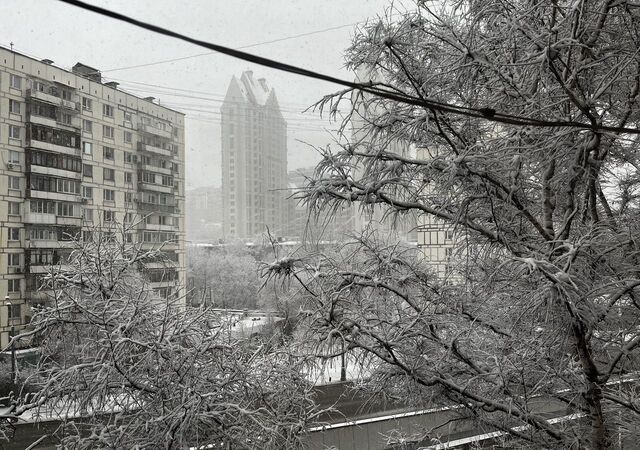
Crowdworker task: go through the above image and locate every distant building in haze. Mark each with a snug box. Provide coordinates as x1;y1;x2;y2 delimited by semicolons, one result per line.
221;71;287;239
350;65;416;243
186;185;222;242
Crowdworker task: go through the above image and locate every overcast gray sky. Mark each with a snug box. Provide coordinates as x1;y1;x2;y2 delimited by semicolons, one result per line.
0;0;404;188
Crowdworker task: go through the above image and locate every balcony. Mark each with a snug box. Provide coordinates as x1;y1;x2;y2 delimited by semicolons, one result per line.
138;182;174;194
140;260;178;270
25;289;55;302
136;202;176;214
27;89;78;111
28;264;72;274
139;223;177;232
27;190;81;203
138;123;172;139
28;114;57;129
137;141;173;157
24;212;56;225
57;216;82;226
140;241;179;250
138;162;173;175
28;239;73;249
27;139;81;157
28;164;82;180
28;114;81;132
23;213;82;226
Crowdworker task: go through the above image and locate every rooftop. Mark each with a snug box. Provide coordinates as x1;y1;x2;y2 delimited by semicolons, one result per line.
0;45;185;116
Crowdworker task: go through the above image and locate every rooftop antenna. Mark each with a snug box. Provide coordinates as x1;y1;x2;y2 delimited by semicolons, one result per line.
9;42;13;51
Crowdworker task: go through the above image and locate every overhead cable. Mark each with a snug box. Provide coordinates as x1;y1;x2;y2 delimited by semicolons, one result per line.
58;0;640;135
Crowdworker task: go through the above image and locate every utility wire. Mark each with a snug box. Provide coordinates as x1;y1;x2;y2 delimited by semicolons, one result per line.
117;84;321;114
58;0;640;135
99;22;365;74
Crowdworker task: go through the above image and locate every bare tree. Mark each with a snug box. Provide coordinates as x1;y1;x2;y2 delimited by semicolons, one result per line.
1;224;319;449
187;243;264;309
265;1;640;448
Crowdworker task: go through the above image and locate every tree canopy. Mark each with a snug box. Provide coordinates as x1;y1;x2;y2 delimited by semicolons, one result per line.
269;0;640;448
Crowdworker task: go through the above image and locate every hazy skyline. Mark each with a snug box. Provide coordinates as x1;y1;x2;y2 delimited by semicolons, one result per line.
0;0;403;188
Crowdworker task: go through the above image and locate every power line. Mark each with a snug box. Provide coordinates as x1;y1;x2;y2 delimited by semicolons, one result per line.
98;22;364;74
58;0;640;135
184;115;334;133
115;84;322;114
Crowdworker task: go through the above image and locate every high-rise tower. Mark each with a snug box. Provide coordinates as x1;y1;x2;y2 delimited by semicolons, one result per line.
221;71;287;239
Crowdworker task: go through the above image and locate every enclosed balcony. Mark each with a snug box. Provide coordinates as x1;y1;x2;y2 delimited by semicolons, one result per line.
138;122;172;139
26;88;78;111
137;141;173;157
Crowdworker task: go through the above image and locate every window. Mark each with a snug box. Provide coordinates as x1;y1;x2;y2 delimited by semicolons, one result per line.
8;176;19;190
125;233;133;243
30;228;56;240
161;175;173;186
82;230;93;241
8;201;20;215
8;253;20;267
83;119;93;133
446;230;455;240
83;164;93;177
9;74;21;89
82;186;93;199
30;200;55;214
104;210;115;222
7;281;20;295
8;228;19;241
83;208;93;222
83;142;93;155
103;168;115;181
82;97;92;110
60;113;72;125
158;216;168;225
124;111;132;122
142;172;155;183
103;104;114;117
57;202;76;217
103;146;114;160
124;131;132;143
445;247;453;257
104;189;115;202
124;172;132;183
8;151;19;164
9;125;20;139
124;151;134;163
103;125;114;139
125;192;133;203
9;99;20;114
124;212;133;223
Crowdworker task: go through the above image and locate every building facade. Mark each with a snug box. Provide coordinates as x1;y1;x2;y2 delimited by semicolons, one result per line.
415;146;457;277
0;49;186;349
221;71;287;239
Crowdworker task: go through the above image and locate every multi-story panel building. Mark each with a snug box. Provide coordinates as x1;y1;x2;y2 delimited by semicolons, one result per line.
415;146;457;277
0;49;186;349
221;71;287;239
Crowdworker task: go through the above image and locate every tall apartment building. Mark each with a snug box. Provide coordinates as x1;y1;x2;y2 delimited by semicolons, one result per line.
0;48;185;350
221;71;287;239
